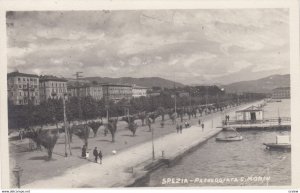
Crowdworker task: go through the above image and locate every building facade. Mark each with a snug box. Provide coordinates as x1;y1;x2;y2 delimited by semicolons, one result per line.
68;84;103;100
236;105;263;122
39;75;68;102
272;87;290;99
7;71;40;105
102;84;132;102
132;85;148;98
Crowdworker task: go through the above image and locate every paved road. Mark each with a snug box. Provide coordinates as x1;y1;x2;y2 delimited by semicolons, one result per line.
23;101;263;188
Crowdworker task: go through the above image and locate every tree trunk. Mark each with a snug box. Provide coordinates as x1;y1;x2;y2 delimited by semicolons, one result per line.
141;118;145;126
48;149;53;160
111;133;115;143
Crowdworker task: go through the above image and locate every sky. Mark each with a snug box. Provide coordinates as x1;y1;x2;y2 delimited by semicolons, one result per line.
6;9;289;85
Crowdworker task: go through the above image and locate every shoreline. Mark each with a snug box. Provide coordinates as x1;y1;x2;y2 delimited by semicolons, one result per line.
21;101;264;188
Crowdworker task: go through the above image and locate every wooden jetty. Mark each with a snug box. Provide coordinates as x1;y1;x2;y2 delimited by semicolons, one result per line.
220;117;291;131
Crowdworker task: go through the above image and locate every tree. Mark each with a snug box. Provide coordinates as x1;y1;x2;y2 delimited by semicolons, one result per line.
105;118;118;142
148;112;159;123
128;121;138;136
168;112;177;124
138;112;147;126
177;108;184;122
88;121;103;137
73;124;90;147
157;107;165;122
122;116;139;136
146;116;152;132
26;128;59;160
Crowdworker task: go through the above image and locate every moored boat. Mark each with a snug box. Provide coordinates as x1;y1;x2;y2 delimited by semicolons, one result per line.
216;135;243;142
263;135;291;150
263;143;291;150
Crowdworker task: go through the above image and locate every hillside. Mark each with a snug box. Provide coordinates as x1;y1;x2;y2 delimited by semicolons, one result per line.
223;74;290;93
80;76;185;88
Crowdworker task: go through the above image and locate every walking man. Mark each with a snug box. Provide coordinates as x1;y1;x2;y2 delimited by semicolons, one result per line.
201;123;205;132
81;145;87;158
179;125;183;134
98;150;103;164
93;147;98;163
176;124;180;133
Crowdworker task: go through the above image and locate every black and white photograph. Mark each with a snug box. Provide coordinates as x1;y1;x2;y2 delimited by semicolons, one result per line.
1;0;299;190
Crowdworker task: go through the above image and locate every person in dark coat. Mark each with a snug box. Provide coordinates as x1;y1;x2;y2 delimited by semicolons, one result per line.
176;124;180;133
93;147;98;163
201;123;205;132
98;150;103;164
81;145;87;158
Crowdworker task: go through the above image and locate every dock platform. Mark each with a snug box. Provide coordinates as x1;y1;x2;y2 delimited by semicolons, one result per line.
221;123;290;131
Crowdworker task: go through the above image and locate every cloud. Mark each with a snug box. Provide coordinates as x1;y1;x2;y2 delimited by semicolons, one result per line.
6;9;289;84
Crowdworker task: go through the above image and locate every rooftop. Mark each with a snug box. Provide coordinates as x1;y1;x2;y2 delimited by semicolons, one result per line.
272;87;290;91
236;105;262;112
7;71;38;78
39;75;67;82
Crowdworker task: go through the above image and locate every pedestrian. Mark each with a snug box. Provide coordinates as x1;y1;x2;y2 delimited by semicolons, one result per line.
93;147;98;163
179;125;183;134
19;129;24;141
81;145;87;158
278;117;282;125
201;123;204;132
176;124;180;133
98;150;103;164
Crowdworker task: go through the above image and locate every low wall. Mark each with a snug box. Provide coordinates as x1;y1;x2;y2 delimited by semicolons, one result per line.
126;128;222;187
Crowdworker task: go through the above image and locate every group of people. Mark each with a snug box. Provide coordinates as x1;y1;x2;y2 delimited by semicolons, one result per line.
198;119;205;131
81;145;103;164
224;115;230;125
93;147;103;164
176;124;183;133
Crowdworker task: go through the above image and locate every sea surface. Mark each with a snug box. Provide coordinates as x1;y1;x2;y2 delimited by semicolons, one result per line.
148;99;291;187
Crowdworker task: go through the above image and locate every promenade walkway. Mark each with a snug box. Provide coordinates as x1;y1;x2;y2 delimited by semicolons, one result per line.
23;101;263;188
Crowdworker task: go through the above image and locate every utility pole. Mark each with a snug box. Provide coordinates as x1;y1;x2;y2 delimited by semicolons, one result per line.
62;94;68;157
174;82;177;114
73;72;83;120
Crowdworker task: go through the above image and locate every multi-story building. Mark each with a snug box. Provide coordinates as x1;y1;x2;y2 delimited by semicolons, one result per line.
39;75;68;102
132;85;148;98
272;87;290;99
7;71;40;105
102;83;132;102
68;83;103;101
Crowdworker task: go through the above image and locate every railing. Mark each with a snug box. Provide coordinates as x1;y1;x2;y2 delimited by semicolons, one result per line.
223;117;291;126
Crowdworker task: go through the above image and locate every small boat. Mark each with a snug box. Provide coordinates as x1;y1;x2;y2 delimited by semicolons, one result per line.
216;127;243;142
216;135;243;142
263;135;291;150
263;143;291;150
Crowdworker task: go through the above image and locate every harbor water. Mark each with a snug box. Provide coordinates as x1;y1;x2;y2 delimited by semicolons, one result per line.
148;99;291;187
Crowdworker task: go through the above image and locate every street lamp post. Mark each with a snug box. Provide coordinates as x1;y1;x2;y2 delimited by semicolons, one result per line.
151;123;155;161
13;164;23;188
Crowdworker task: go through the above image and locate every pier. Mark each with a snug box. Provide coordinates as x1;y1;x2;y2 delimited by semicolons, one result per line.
221;117;291;131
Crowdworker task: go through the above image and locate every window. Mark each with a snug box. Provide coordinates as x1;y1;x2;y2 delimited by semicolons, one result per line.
30;78;33;81
19;100;22;104
19;85;22;89
19;92;22;96
18;78;21;82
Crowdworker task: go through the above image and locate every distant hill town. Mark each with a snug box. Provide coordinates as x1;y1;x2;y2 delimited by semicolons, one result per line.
73;76;185;89
77;74;290;94
223;74;290;93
